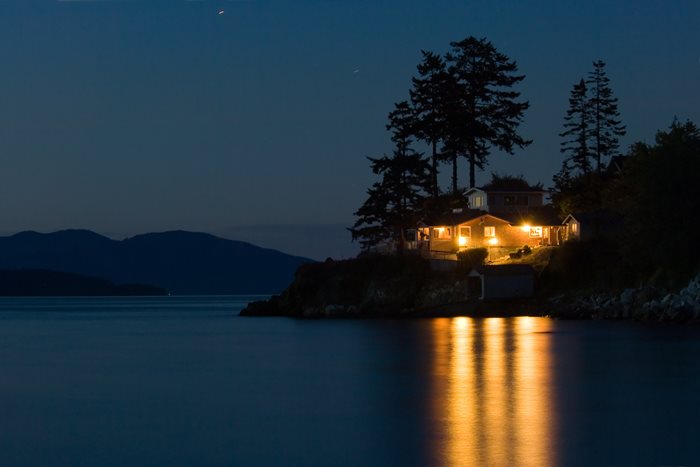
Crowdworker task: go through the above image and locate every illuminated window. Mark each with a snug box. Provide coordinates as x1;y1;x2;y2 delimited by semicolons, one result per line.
473;196;483;208
484;226;495;237
433;227;452;239
529;226;543;238
459;226;471;237
571;223;578;233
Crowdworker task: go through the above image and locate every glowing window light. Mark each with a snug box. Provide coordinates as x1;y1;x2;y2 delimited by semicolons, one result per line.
529;226;543;238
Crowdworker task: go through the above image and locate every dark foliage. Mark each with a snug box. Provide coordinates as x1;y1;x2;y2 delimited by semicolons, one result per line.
422;191;471;222
351;102;432;253
482;172;543;191
457;247;488;271
280;255;431;313
559;78;593;174
552;61;625;216
587;60;626;173
410;51;453;197
444;36;531;189
539;239;632;293
546;119;700;291
611;120;700;284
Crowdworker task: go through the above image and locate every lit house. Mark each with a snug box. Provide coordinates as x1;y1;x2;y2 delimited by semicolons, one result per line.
415;208;560;259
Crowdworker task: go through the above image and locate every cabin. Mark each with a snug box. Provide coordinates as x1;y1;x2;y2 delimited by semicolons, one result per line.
501;206;564;247
561;211;622;242
468;264;535;299
562;214;582;241
411;204;562;260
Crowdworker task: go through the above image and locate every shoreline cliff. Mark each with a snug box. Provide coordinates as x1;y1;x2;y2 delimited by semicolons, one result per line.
241;247;700;322
240;255;549;318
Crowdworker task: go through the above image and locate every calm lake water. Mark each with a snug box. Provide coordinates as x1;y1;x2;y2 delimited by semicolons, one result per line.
1;296;700;466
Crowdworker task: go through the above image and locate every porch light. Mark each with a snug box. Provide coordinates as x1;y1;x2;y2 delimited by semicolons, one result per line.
488;237;498;246
520;224;531;233
458;236;468;247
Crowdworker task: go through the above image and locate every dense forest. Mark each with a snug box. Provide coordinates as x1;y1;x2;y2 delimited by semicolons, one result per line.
350;36;700;292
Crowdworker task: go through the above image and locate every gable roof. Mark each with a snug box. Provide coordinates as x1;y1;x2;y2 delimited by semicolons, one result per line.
606;155;627;174
466;186;547;195
499;205;562;226
563;211;617;224
427;210;512;227
425;208;485;226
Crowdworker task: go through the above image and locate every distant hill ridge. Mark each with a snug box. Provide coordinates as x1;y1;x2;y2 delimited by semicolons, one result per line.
0;230;313;294
0;269;166;297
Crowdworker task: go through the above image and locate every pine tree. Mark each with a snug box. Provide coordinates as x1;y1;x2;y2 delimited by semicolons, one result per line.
409;51;452;198
444;37;531;189
559;78;593;174
587;60;626;173
350;101;432;254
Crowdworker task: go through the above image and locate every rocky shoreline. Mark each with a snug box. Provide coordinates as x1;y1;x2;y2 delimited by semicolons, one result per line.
241;255;700;323
240;255;554;319
549;274;700;323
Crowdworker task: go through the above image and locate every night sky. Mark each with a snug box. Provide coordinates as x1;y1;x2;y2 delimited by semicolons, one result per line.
0;0;698;259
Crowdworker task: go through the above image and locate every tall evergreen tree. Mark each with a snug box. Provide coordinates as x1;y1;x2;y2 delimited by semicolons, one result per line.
559;78;593;174
611;120;700;281
350;102;432;254
409;51;452;198
444;37;531;189
587;60;626;173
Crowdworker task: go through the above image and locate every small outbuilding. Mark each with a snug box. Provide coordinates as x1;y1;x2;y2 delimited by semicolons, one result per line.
468;264;535;299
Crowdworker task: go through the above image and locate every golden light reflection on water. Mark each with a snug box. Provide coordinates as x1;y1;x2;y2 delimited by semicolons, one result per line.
431;317;555;467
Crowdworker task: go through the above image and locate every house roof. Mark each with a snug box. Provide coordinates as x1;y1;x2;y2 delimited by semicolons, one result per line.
563;210;621;226
427;210;515;227
471;264;535;276
606;155;627;174
426;209;487;226
499;205;562;226
465;186;547;195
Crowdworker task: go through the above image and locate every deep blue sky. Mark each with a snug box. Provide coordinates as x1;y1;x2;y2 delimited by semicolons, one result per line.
0;0;698;259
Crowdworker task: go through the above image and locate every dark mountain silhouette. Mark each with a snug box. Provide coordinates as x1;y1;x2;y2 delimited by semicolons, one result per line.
0;230;313;294
0;269;166;297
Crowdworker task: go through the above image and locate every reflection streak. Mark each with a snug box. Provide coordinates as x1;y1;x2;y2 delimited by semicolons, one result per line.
431;317;555;467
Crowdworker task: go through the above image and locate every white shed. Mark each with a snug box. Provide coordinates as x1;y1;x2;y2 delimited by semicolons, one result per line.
468;264;535;299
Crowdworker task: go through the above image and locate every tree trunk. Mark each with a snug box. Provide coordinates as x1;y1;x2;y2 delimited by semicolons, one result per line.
452;153;458;194
431;140;439;197
396;227;405;256
469;153;476;189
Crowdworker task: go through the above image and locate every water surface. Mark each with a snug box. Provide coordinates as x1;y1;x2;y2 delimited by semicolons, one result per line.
1;297;699;466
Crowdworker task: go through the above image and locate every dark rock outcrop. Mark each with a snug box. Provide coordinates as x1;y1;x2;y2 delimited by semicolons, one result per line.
549;274;700;322
240;256;547;318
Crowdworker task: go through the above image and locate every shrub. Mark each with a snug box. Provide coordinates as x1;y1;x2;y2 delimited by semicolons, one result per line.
522;245;532;255
457;248;488;271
